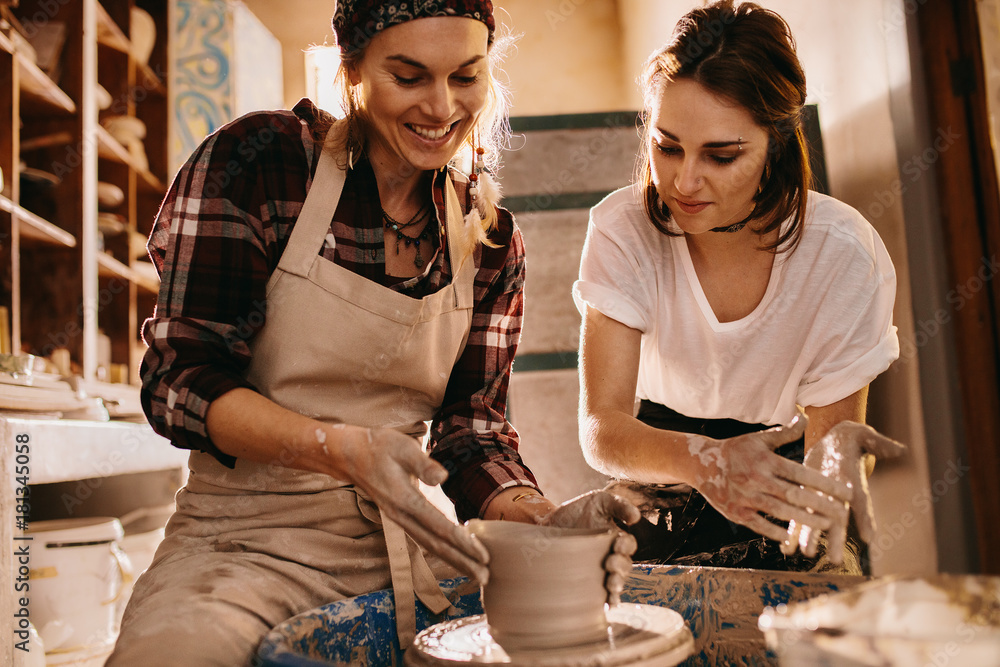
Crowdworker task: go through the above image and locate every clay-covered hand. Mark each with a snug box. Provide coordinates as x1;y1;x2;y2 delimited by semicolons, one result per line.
332;425;490;585
692;409;854;545
539;490;641;605
783;421;906;563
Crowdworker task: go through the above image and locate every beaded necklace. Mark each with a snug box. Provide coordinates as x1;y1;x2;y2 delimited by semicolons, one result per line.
383;202;434;269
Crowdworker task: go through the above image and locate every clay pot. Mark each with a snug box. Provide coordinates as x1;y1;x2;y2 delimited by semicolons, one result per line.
101;115;147;143
466;519;614;651
97;181;125;209
130;7;157;67
95;84;113;111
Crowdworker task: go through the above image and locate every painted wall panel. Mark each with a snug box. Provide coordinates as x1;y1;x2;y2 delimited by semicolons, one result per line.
169;0;282;174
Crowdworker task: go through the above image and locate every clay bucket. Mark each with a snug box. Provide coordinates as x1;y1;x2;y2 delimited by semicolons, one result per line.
466;519;614;651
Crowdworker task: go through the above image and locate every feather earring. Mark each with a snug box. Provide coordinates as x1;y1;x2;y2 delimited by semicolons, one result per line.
469;141;485;205
347;122;357;170
460;128;487;256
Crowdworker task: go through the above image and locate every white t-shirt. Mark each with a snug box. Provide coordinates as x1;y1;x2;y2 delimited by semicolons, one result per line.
573;186;900;426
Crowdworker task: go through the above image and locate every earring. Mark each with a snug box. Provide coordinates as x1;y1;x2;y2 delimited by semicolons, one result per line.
347;121;357;170
757;161;770;198
738;136;743;151
469;129;485;204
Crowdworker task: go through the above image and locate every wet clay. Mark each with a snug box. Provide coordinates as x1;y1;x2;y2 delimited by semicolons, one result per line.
405;605;695;667
465;520;613;651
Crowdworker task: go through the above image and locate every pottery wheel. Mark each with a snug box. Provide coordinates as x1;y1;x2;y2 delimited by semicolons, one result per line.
405;604;694;667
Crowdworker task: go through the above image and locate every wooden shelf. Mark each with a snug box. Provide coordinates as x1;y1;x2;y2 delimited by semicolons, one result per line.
1;22;74;115
18;57;77;114
0;194;77;247
138;167;165;192
97;251;158;293
95;3;165;95
96;123;132;162
137;61;166;95
20;131;75;151
97;250;131;279
96;125;165;191
131;260;159;292
96;1;131;53
1;4;174;657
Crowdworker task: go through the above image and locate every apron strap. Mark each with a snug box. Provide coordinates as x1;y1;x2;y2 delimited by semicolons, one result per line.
382;511;453;649
407;532;454;614
442;176;477;311
271;132;348;285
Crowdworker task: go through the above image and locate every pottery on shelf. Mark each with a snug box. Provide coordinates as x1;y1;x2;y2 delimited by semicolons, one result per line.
97;181;125;209
128;230;149;260
128;141;149;172
97;212;127;236
466;519;614;652
95;84;113;111
130;7;156;67
101;115;150;172
19;163;61;187
101;115;147;144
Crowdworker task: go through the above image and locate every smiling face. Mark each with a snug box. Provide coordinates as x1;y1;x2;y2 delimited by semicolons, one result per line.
648;78;770;235
349;16;489;176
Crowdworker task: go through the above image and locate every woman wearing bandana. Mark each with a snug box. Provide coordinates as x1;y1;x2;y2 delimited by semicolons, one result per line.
575;1;905;574
109;2;637;664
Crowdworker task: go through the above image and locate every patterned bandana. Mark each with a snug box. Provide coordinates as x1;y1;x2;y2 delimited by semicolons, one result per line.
333;0;495;55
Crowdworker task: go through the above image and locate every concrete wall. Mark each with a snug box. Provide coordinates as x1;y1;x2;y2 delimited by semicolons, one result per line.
243;0;633;115
496;0;629;114
239;0;330;111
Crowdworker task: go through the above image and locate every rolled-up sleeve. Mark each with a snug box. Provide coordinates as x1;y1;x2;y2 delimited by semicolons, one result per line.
140;110;309;466
430;210;539;521
572;193;653;332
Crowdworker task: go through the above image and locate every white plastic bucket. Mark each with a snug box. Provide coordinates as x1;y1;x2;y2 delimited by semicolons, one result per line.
11;621;45;667
26;517;132;663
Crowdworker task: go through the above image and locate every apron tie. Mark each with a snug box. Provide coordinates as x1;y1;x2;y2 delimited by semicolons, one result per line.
381;511;453;649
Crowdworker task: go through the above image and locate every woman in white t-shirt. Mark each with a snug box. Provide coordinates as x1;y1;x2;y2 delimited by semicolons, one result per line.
574;0;904;573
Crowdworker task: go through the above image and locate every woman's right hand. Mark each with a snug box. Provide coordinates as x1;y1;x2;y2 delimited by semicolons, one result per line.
328;424;490;585
206;391;490;582
690;410;852;543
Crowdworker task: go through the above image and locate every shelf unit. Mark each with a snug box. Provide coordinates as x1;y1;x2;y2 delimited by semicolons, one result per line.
0;193;76;246
1;0;167;382
1;7;174;660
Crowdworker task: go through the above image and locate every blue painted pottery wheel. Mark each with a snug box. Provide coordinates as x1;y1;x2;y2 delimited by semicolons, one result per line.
255;565;863;666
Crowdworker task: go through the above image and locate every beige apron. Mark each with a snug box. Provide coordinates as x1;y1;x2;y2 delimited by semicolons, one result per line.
112;132;478;665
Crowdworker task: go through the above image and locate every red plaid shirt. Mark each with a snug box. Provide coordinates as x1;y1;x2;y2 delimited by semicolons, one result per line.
141;99;537;519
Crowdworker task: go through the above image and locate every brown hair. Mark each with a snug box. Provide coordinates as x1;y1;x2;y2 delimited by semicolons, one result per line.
637;0;810;253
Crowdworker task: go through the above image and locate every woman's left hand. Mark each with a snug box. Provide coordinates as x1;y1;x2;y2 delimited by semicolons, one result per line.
783;421;906;563
540;490;640;605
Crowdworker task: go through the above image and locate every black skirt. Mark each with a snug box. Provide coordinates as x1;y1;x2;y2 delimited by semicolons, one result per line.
607;400;865;574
